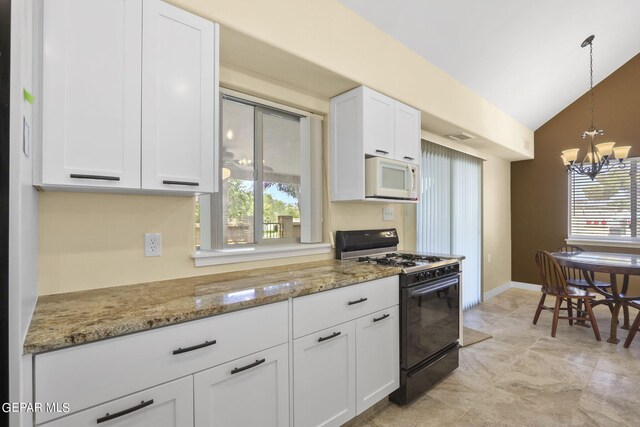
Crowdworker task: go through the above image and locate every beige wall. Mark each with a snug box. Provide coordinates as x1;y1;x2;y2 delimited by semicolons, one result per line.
38;69;410;295
482;155;512;293
38;0;524;295
170;0;533;159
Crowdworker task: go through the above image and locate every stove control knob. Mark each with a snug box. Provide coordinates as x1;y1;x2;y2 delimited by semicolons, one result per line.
425;271;434;279
445;266;453;274
417;272;426;281
435;269;443;278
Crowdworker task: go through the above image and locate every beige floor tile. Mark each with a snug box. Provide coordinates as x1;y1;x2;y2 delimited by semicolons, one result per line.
359;288;640;427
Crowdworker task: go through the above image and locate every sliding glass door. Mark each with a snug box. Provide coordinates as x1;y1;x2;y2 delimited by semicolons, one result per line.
417;141;482;309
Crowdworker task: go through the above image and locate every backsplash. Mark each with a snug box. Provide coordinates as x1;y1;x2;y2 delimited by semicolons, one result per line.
38;192;409;295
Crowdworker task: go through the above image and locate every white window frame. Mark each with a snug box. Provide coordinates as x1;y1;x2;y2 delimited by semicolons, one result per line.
193;88;328;266
566;157;640;248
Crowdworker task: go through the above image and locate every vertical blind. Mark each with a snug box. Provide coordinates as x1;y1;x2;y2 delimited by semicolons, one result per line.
417;141;483;310
569;158;639;240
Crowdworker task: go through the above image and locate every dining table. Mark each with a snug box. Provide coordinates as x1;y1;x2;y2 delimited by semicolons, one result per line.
552;251;640;344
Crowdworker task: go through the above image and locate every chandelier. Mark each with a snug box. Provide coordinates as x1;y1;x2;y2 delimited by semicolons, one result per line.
561;35;631;181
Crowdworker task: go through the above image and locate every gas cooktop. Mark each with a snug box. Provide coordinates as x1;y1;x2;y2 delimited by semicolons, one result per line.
354;252;458;274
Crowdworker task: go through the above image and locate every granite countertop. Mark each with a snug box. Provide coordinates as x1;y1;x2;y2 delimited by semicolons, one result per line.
24;259;402;354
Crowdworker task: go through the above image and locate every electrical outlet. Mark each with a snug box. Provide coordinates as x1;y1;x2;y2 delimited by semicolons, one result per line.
383;207;395;221
144;233;162;257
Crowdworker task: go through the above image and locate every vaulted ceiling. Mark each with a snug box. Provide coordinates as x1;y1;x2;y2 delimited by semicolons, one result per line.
339;0;640;130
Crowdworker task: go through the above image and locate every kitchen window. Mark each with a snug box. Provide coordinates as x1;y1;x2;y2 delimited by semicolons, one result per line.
194;90;326;265
568;157;640;246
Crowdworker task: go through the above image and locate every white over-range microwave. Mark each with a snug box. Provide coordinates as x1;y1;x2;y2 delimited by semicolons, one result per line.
365;157;419;201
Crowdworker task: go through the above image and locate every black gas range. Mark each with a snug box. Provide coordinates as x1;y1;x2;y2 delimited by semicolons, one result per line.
336;229;461;405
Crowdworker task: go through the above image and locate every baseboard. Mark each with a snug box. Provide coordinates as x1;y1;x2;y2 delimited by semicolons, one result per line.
483;281;539;300
510;281;540;292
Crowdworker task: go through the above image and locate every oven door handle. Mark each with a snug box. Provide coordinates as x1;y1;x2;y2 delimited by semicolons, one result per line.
410;277;458;297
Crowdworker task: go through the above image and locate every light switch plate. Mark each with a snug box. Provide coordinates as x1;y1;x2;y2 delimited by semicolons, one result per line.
383;207;395;221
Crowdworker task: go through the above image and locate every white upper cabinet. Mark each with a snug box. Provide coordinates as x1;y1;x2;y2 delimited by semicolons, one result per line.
38;0;218;194
394;102;421;165
330;86;422;201
141;1;217;193
362;88;395;159
41;0;143;189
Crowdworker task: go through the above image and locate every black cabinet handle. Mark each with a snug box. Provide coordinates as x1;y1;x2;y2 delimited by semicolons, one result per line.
403;156;415;161
373;313;390;323
97;399;153;424
70;174;120;181
172;340;216;355
318;331;341;342
375;149;389;155
348;297;368;306
163;180;199;186
231;358;266;375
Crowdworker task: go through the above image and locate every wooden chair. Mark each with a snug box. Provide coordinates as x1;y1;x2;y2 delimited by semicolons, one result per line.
533;251;601;340
623;300;640;348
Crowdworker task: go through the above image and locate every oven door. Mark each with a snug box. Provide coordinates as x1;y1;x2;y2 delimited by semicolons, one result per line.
401;275;460;370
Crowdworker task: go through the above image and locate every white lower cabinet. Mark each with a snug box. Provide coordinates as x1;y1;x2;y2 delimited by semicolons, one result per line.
42;376;193;427
291;276;400;427
194;343;289;427
293;322;356;427
355;306;400;414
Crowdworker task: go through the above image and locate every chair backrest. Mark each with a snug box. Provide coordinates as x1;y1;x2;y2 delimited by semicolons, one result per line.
555;245;584;282
535;250;570;295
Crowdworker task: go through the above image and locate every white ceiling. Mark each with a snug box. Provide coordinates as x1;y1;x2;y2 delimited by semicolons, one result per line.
338;0;640;130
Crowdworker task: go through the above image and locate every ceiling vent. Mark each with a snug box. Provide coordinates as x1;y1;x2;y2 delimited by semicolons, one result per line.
446;132;475;141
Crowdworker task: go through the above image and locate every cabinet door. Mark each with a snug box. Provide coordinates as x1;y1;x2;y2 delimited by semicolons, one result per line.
394;101;421;165
42;0;142;189
355;306;400;415
293;322;356;427
362;88;395;159
142;0;217;193
194;343;289;427
43;376;193;427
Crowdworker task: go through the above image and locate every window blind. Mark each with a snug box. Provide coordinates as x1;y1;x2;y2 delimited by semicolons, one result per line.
417;141;483;310
569;158;639;240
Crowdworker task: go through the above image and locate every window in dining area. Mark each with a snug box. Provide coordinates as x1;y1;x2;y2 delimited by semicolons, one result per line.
568;157;639;242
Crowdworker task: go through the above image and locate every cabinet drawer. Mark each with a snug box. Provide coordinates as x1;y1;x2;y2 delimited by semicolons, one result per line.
293;276;398;338
38;376;193;427
35;302;287;424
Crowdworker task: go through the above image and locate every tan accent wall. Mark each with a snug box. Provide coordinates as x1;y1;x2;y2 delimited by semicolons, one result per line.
511;53;640;292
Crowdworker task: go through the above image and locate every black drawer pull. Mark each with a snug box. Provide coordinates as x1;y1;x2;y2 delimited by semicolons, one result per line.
403;156;415;161
97;399;153;424
70;174;120;181
373;313;390;323
348;297;368;306
172;340;216;355
163;180;199;186
231;358;266;375
318;331;341;342
375;149;389;155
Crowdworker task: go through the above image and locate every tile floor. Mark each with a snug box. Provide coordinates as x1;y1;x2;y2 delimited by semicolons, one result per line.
358;288;640;427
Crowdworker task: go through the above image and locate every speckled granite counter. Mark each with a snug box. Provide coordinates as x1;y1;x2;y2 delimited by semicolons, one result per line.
24;259;402;354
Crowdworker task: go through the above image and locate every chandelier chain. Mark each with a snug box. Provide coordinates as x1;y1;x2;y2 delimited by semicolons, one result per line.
589;41;595;131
